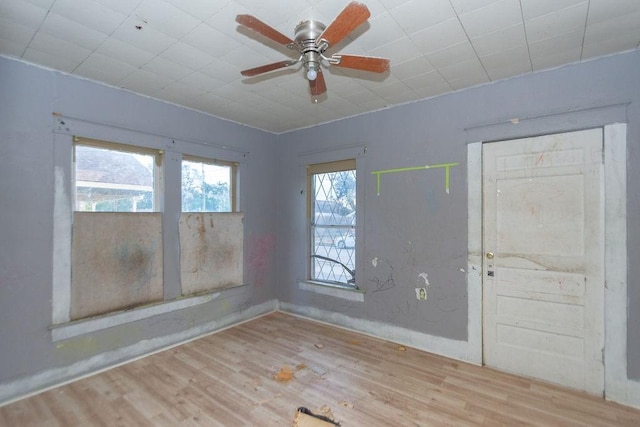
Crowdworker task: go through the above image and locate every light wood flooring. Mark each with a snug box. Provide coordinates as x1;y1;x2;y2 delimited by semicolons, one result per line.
1;312;639;426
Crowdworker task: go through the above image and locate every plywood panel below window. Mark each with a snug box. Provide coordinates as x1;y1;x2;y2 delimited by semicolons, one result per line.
179;212;244;295
71;212;164;320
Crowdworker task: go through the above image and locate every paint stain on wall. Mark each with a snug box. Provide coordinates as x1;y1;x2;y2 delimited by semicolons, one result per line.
179;212;244;295
248;233;275;287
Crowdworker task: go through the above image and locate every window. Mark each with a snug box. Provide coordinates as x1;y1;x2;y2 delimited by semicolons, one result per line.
182;155;237;212
73;137;160;212
308;159;356;287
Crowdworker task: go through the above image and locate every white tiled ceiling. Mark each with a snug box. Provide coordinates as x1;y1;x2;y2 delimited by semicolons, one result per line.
1;0;639;133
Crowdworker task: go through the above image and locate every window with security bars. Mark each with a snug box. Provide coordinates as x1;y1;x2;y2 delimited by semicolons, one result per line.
308;159;356;287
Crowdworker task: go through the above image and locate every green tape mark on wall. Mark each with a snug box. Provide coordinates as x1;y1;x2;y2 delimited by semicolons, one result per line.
371;162;459;195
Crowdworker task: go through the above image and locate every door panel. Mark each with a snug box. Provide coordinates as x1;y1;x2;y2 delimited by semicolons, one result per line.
483;128;604;394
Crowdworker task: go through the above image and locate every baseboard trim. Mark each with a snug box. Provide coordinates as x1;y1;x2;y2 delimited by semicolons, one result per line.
0;299;278;407
278;302;478;365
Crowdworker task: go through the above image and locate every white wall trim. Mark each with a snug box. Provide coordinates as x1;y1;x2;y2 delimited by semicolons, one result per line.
467;123;636;408
466;142;483;365
603;123;632;406
298;281;365;302
0;299;278;407
279;302;473;363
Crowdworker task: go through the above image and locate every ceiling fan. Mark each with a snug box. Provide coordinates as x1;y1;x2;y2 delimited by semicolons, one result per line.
236;1;390;97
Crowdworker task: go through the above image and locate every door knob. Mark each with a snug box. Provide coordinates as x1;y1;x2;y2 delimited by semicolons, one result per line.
486;252;494;260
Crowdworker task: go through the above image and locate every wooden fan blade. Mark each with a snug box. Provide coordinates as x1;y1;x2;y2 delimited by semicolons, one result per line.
310;69;327;96
241;60;298;77
332;55;389;73
236;14;294;46
317;2;370;48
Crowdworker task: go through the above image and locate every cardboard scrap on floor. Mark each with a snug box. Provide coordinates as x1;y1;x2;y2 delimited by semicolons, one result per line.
292;407;339;427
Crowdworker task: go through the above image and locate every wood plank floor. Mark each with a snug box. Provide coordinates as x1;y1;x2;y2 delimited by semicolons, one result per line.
1;312;639;426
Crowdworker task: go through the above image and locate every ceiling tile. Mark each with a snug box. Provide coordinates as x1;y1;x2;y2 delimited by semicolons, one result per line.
111;17;178;55
367;36;421;64
529;30;583;60
0;0;48;29
438;56;487;82
403;69;450;91
24;0;55;8
39;12;108;50
0;18;36;49
531;47;581;71
199;59;243;83
470;23;526;56
94;37;155;68
75;52;136;84
520;0;586;20
96;0;144;16
450;0;502;15
458;0;522;39
0;38;25;57
410;18;468;54
160;41;214;69
582;33;640;60
119;68;174;92
22;47;80;72
426;41;477;68
143;55;193;81
391;56;435;80
388;0;456;35
51;0;128;35
587;0;640;24
356;12;406;52
133;0;201;39
524;2;588;43
480;44;531;76
181;23;243;59
29;31;92;65
178;71;225;92
164;0;228;21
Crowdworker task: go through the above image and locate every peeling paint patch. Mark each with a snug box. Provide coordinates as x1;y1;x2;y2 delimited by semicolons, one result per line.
415;288;427;300
418;272;430;286
371;257;378;267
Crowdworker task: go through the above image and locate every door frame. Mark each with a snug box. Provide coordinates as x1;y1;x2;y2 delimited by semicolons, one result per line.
466;122;628;403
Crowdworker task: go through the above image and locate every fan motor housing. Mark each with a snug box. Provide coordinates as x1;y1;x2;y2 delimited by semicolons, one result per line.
295;20;326;72
294;20;326;48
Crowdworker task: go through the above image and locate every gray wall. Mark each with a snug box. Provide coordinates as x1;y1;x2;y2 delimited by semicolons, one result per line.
1;49;639;402
0;56;279;394
277;50;640;377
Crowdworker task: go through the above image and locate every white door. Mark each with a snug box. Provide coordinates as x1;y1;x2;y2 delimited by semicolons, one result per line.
482;128;604;394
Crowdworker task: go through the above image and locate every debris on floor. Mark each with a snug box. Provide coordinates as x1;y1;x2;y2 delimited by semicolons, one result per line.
396;345;407;351
274;366;294;382
338;400;354;408
292;407;340;426
314;343;324;349
348;340;361;346
296;363;308;371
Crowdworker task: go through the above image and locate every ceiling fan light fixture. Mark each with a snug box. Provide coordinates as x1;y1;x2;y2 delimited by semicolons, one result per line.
306;67;317;81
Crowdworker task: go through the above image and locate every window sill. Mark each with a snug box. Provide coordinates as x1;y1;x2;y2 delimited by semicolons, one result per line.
50;291;221;341
298;281;365;302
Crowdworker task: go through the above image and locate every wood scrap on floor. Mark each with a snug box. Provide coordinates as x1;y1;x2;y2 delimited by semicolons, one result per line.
292;407;340;426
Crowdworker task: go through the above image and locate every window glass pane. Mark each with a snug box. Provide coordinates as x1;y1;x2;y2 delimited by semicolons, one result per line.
311;168;356;286
182;159;232;212
75;145;154;212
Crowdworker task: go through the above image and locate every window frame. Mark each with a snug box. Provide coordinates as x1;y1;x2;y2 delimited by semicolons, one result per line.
181;154;239;213
307;158;357;288
72;136;163;212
